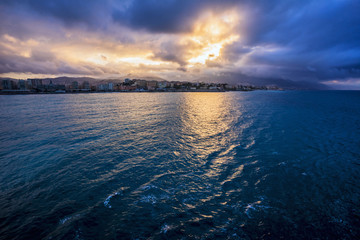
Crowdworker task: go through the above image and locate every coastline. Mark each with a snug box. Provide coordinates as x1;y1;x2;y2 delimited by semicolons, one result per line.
0;89;265;95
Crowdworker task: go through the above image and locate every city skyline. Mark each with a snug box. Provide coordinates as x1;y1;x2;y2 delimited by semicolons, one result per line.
0;0;359;89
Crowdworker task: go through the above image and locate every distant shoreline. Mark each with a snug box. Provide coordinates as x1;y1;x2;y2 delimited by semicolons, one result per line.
1;77;281;94
0;89;265;95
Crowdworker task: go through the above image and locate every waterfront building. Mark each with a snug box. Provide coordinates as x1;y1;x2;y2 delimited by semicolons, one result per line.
18;80;26;90
82;81;90;90
108;82;114;91
27;79;32;89
172;81;182;89
49;80;54;89
97;84;108;91
119;85;136;91
147;81;158;91
30;79;43;88
134;79;146;89
158;81;169;89
1;79;12;90
199;84;208;90
225;84;236;90
72;81;79;90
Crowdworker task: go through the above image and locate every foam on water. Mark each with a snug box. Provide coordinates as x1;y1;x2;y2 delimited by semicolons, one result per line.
104;192;122;208
59;214;81;225
160;224;171;234
139;194;158;204
140;184;158;191
59;216;72;225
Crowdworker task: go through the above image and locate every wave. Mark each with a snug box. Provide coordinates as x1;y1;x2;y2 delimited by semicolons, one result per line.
103;192;122;208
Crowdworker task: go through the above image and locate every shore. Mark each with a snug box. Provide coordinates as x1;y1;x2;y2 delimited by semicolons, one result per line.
0;89;264;95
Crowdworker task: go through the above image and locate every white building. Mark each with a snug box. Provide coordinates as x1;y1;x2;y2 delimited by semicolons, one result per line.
108;82;114;91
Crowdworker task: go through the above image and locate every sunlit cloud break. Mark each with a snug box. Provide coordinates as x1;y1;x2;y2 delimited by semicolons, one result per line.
0;0;359;89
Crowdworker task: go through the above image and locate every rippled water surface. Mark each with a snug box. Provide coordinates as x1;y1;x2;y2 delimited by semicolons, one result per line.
1;91;360;239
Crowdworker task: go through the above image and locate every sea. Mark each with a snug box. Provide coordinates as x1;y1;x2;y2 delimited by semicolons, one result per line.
0;91;359;239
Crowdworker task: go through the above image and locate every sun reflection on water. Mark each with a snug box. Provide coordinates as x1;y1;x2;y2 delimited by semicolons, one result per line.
180;93;233;137
178;93;243;175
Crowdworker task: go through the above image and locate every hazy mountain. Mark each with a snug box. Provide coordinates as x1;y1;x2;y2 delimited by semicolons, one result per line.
196;72;330;90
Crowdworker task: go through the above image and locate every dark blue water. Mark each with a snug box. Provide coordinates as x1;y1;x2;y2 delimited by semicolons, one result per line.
0;91;359;239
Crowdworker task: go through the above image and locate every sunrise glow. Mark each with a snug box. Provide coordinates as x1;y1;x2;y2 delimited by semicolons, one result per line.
0;0;359;89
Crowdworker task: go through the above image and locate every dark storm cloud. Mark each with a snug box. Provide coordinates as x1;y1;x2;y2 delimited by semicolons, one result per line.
1;0;235;32
0;0;110;28
151;41;188;66
154;51;186;66
217;0;360;87
112;0;238;33
2;0;359;48
0;49;104;76
334;63;360;72
2;0;358;53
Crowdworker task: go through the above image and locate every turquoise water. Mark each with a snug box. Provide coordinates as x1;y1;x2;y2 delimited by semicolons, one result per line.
0;91;359;239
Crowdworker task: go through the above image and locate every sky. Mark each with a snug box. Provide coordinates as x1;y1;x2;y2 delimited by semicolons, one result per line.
0;0;359;89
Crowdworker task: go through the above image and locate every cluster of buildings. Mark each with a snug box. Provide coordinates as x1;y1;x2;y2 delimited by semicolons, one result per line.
0;78;279;94
0;79;68;93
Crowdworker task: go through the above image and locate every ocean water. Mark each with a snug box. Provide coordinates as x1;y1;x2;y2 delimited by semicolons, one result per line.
0;91;359;239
